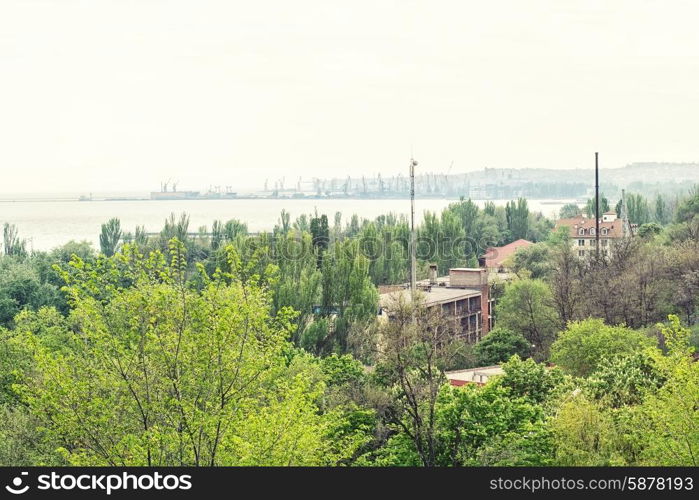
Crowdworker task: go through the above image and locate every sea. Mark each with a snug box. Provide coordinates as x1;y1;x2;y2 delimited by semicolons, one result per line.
0;194;574;252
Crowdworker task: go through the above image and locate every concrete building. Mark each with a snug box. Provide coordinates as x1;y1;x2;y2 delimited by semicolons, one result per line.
445;365;504;386
378;267;493;342
446;362;556;386
555;211;634;258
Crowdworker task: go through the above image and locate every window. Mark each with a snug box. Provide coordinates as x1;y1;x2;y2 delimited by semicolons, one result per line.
578;250;585;257
469;296;481;312
601;239;608;246
590;228;595;235
578;228;585;235
455;299;467;315
601;228;608;235
602;250;608;256
590;239;597;246
578;239;585;246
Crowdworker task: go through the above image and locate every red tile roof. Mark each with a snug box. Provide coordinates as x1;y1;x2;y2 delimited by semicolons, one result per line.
483;239;534;268
555;216;624;238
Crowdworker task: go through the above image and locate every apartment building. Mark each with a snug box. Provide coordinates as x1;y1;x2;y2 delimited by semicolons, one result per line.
555;211;633;258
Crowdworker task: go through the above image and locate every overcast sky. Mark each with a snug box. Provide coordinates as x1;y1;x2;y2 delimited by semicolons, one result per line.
1;0;698;193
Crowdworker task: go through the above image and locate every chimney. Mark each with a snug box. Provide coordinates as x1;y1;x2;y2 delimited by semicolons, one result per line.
448;268;486;288
428;264;438;285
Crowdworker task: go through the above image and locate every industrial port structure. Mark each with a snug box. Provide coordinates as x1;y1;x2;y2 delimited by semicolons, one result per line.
150;180;237;200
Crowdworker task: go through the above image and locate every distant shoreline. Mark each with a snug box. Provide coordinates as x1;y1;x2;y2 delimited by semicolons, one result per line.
0;195;587;203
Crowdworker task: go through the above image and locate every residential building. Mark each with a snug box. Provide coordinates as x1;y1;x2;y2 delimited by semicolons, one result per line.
555;211;634;258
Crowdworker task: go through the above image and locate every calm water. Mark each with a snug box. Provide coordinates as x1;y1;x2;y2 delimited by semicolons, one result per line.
0;198;571;252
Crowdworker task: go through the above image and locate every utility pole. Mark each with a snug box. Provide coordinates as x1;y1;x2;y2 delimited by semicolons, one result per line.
595;152;600;259
410;157;418;301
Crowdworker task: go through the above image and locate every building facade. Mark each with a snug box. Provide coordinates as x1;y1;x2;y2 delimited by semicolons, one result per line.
555;211;633;258
379;267;493;343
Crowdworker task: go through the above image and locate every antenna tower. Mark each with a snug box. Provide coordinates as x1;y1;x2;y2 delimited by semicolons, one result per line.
410;157;418;300
595;152;600;259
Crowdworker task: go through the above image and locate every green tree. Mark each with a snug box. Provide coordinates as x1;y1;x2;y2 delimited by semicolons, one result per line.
473;328;531;365
210;220;225;250
434;383;551;466
99;218;122;257
584;194;610;218
505;198;529;241
559;203;582;219
547;228;582;324
310;214;330;251
676;185;699;223
49;240;96;264
550;394;620;466
1;307;73;406
625;193;651;225
271;230;321;344
2;223;27;257
654;194;668;225
496;279;560;360
0;404;66;466
359;217;409;285
490;355;564;405
310;214;330;267
0;258;62;328
16;242;362;466
527;212;554;242
511;243;551;279
439;209;467;271
317;240;378;354
224;219;247;240
159;213;190;250
633;315;698;465
586;352;665;408
637;222;662;238
134;226;149;247
666;186;699;242
276;209;291;234
369;294;464;466
553;316;698;467
550;318;655;377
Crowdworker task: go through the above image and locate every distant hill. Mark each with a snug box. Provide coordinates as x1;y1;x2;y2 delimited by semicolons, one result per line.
603;162;699;185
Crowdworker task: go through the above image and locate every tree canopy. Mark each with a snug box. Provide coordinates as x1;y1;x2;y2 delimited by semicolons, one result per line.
550;318;655;377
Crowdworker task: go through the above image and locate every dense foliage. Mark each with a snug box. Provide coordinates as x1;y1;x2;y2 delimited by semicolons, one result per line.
1;188;698;466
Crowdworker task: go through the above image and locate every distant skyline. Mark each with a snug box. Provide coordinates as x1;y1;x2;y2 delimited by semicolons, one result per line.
2;0;699;193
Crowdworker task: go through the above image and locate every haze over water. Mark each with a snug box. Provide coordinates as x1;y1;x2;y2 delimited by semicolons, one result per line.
0;198;571;252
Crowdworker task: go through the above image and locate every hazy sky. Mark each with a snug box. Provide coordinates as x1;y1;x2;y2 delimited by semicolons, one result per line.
1;0;698;193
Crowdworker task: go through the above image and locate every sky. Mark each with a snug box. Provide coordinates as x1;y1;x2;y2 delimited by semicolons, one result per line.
1;0;698;193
